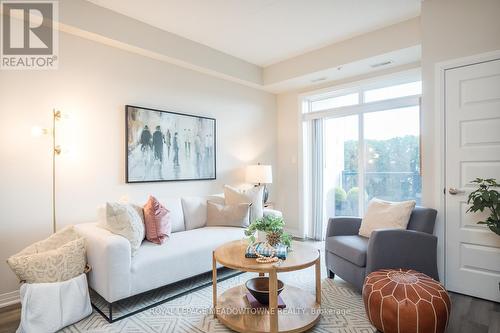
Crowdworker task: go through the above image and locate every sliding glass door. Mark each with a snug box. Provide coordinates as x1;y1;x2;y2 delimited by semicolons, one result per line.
303;78;422;240
324;106;421;221
324;115;359;218
363;106;421;204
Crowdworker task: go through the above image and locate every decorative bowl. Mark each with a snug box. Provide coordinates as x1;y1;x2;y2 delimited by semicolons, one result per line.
245;277;285;305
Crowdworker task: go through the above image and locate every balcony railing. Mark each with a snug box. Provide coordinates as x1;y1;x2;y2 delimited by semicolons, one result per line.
327;170;421;216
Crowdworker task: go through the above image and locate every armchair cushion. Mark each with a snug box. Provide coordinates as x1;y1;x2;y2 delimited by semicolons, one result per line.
326;235;369;266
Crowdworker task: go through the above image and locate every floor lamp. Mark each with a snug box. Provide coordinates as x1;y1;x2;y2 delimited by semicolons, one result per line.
32;109;62;233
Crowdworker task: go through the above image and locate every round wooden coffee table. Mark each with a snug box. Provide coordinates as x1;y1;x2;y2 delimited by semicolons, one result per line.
212;240;321;333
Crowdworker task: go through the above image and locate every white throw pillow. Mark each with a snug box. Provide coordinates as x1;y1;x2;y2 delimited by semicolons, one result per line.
206;201;251;228
224;185;264;222
358;198;416;238
181;197;208;230
99;202;145;256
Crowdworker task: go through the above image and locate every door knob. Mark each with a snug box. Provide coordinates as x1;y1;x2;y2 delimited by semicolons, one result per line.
449;187;464;195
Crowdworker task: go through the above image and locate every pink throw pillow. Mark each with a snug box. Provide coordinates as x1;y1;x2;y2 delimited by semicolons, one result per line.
143;196;171;244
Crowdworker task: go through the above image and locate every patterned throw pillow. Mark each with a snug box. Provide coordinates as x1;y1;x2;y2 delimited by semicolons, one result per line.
143;196;171;245
224;185;264;222
7;226;87;283
99;202;145;255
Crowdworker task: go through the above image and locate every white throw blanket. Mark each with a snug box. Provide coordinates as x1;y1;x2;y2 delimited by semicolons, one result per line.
17;273;92;333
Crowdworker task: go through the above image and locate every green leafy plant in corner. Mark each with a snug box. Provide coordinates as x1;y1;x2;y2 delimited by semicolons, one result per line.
244;215;293;248
466;178;500;236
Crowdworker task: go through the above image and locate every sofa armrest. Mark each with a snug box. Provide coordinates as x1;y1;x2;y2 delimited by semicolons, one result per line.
75;223;132;303
325;217;362;238
366;229;439;281
263;208;282;218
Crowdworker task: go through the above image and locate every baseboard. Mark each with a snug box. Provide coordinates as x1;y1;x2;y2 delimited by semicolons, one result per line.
0;290;20;308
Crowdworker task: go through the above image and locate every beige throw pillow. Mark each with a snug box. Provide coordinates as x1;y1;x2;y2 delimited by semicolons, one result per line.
206;201;251;228
358;198;416;238
7;226;86;283
99;202;145;256
224;185;264;222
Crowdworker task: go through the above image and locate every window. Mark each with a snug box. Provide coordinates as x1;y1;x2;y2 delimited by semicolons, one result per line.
311;93;359;112
363;106;421;203
364;81;421;103
302;77;421;239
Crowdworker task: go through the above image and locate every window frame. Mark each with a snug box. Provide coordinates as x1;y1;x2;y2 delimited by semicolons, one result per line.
299;70;422;235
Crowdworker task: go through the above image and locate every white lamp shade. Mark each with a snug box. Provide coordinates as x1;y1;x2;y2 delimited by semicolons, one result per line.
246;164;273;184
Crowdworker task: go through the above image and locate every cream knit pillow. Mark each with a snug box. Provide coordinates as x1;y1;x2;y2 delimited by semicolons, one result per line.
358;198;416;238
7;226;86;283
99;202;145;256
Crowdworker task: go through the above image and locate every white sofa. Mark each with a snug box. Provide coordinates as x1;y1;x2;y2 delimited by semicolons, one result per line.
75;195;281;304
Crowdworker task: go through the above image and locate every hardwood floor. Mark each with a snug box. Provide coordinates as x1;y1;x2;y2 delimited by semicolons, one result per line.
1;291;498;332
447;292;500;333
0;304;20;333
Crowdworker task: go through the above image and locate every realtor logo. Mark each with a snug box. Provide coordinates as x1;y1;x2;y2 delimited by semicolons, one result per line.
1;0;58;69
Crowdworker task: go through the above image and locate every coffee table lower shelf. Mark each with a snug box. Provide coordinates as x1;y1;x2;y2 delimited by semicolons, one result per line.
215;284;320;333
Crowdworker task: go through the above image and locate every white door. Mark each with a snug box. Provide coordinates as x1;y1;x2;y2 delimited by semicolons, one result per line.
445;58;500;302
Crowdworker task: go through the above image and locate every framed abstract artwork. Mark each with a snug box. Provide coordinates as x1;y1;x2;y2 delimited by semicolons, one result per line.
125;105;216;183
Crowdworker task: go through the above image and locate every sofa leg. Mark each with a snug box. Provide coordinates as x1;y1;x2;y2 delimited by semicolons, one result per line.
328;270;335;279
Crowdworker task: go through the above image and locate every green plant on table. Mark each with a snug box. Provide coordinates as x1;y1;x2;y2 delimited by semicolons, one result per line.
466;178;500;236
244;215;292;248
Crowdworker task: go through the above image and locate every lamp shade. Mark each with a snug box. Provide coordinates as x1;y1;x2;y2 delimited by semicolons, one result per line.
246;164;273;184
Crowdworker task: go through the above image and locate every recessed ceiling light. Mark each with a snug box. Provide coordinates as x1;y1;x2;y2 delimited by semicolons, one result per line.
370;60;393;68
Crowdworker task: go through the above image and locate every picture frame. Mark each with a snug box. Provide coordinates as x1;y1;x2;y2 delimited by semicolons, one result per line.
125;105;216;183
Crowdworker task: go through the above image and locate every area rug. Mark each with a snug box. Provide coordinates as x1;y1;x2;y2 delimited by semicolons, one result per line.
61;266;375;332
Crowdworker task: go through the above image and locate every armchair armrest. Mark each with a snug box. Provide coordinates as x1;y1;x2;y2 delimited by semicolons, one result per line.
366;229;439;281
75;223;132;302
325;217;362;238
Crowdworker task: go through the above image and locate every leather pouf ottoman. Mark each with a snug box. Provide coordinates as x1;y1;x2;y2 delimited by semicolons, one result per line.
362;269;450;333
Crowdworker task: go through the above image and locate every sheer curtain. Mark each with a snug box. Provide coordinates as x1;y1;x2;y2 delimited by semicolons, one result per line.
311;119;324;241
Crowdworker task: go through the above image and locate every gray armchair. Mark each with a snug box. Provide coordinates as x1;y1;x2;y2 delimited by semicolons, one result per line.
324;207;438;291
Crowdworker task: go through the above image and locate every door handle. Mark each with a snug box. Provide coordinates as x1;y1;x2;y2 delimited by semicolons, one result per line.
449;187;465;195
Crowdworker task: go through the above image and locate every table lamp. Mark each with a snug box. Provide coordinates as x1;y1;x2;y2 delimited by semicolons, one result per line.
246;163;273;203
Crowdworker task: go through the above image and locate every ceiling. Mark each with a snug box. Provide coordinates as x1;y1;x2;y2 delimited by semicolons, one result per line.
85;0;421;67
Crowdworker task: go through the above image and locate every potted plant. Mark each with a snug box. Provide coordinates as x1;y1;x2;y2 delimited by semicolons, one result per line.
466;178;500;236
244;215;292;248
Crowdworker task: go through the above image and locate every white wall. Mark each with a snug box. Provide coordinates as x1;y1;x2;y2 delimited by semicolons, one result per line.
0;31;276;301
420;0;500;278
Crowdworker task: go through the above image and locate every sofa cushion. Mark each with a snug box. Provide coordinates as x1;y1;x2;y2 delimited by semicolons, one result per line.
130;227;244;295
182;197;208;230
156;197;185;232
325;235;369;267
